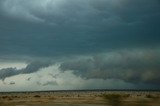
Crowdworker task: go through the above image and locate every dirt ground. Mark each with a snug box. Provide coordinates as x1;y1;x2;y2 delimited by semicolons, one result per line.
0;91;160;106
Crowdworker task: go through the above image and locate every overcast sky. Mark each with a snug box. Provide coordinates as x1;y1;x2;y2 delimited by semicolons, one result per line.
0;0;160;91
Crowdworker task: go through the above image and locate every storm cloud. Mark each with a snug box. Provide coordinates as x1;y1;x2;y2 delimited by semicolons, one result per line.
0;61;51;80
0;0;160;57
0;0;160;90
60;49;160;85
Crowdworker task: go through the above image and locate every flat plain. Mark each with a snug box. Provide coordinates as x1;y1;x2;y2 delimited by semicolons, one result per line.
0;90;160;106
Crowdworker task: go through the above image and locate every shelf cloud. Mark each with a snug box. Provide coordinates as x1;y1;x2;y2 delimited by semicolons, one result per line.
60;49;160;85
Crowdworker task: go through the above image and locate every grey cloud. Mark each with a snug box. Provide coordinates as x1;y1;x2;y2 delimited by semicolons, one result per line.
0;61;51;80
0;0;160;90
2;0;159;28
60;49;160;85
0;68;18;81
22;61;51;73
0;0;159;57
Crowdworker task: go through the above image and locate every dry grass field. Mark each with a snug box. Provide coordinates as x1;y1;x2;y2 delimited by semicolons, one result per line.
0;91;160;106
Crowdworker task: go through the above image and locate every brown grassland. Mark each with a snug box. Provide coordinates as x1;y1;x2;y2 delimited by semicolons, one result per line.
0;91;160;106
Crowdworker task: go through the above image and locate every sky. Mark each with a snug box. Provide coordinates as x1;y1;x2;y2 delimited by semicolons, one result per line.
0;0;160;91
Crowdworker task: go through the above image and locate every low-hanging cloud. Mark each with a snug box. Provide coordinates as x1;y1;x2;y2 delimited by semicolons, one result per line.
60;48;160;85
0;61;51;80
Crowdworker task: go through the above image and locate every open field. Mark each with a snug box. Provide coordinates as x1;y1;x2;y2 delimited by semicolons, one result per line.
0;90;160;106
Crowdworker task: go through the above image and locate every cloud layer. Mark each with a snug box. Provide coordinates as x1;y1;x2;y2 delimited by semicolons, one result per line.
0;48;160;89
60;48;160;85
0;64;139;91
0;0;160;91
0;0;160;57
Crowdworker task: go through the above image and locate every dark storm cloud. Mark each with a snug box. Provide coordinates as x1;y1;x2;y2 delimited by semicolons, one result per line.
60;49;160;85
0;0;160;89
0;61;51;80
0;0;160;57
